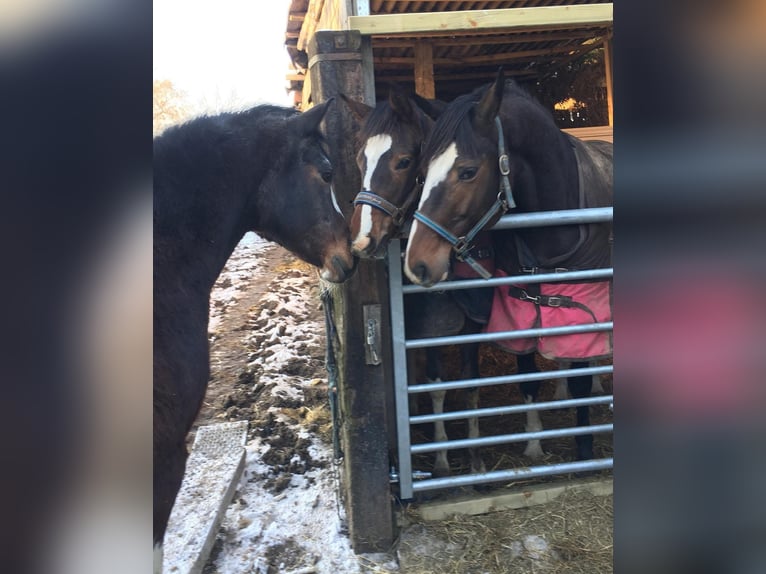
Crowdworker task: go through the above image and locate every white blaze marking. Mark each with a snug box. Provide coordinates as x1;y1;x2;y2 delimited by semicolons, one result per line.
353;134;392;248
405;142;458;278
352;205;373;251
417;141;458;209
330;184;342;215
362;134;392;190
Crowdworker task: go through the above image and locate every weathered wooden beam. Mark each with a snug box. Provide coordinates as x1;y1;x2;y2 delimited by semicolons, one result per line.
374;68;537;82
348;4;613;36
375;43;590;67
371;29;607;49
307;30;396;554
413;40;435;98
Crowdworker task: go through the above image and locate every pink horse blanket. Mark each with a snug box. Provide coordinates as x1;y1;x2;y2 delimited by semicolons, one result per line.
484;270;612;361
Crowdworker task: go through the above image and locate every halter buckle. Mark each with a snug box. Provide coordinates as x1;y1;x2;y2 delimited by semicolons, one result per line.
498;153;510;176
454;237;469;256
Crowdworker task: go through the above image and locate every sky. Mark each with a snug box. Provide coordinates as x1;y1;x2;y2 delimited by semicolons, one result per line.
153;0;294;114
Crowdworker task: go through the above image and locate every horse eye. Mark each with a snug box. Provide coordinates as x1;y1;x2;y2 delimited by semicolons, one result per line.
320;170;333;183
395;157;412;170
458;167;478;181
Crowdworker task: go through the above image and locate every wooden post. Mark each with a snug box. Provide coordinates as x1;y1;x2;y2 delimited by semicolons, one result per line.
603;37;613;126
307;30;396;553
413;40;435;99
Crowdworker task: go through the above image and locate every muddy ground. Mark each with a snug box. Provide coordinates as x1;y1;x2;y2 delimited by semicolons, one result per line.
193;235;613;573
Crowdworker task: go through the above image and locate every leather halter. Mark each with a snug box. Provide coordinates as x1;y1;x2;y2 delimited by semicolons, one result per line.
412;116;516;279
353;176;423;229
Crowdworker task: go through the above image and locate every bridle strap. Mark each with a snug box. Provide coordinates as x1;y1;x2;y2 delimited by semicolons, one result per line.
412;115;516;279
413;210;496;279
353;191;407;226
495;116;516;209
353;175;424;229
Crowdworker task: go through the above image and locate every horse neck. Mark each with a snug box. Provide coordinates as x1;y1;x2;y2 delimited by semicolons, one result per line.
168;126;282;292
503;104;578;212
502;101;581;264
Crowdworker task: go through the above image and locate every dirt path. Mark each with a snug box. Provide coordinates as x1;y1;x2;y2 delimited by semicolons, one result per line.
188;233;612;574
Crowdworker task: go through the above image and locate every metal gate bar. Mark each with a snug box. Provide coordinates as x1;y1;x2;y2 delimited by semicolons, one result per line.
408;365;613;393
403;267;613;293
413;458;614;493
387;207;613;500
411;395;613;424
412;423;614;453
492;206;612;229
407;322;613;349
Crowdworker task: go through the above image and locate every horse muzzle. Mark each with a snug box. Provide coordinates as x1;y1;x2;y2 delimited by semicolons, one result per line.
320;252;358;283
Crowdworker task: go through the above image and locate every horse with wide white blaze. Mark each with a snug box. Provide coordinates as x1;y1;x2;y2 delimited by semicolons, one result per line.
405;70;613;462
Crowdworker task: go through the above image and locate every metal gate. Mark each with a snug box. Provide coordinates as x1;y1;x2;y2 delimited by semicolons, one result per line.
388;207;614;499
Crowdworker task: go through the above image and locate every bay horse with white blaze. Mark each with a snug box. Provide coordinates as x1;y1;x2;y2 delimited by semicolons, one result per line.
153;101;355;567
405;71;613;462
342;90;489;476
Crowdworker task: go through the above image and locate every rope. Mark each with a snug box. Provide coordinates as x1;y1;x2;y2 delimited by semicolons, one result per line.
320;286;347;530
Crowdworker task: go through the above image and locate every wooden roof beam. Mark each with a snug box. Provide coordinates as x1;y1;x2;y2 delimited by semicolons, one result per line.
371;29;606;49
374;43;592;67
348;4;613;36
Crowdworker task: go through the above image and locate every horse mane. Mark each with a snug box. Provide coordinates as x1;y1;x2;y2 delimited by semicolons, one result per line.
422;80;551;161
157;104;300;144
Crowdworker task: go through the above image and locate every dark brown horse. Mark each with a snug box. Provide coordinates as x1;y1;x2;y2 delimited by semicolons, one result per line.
405;71;613;462
153;101;355;566
342;90;488;476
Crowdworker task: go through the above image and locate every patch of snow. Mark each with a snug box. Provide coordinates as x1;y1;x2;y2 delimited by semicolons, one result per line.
201;237;394;574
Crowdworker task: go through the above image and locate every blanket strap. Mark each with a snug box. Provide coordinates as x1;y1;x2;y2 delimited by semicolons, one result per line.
508;285;598;323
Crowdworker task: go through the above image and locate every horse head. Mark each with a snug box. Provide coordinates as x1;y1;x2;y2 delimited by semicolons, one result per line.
405;70;507;287
342;90;442;259
260;100;357;283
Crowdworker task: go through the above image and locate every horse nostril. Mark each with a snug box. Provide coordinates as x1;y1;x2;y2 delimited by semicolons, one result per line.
413;263;430;285
332;254;357;280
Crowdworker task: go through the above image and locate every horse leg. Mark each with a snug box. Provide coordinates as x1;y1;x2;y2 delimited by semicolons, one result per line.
460;334;485;474
518;353;544;459
568;360;594;461
425;347;450;477
553;360;570;400
555;360;603;399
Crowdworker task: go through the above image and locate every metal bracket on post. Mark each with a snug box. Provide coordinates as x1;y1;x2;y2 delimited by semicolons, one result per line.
363;304;382;365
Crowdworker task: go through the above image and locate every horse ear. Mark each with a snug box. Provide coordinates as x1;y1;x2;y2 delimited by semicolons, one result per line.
388;87;415;120
411;94;446;120
295;98;334;135
474;68;505;131
339;93;373;121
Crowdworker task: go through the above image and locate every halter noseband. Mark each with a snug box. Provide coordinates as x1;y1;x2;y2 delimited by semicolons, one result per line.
353;175;424;229
412;116;516;279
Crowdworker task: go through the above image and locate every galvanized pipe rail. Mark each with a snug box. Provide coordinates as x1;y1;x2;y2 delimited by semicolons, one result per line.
388;206;613;499
411;395;613;425
408;364;613;394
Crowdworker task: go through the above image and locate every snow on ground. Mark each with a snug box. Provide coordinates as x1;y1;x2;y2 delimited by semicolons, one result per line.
202;234;394;574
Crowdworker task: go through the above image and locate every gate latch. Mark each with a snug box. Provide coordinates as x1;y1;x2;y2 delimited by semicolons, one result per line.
363;304;382;365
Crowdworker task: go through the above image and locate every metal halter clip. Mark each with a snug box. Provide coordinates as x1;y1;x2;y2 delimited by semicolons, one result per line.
520;289;540;304
498;153;510;176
